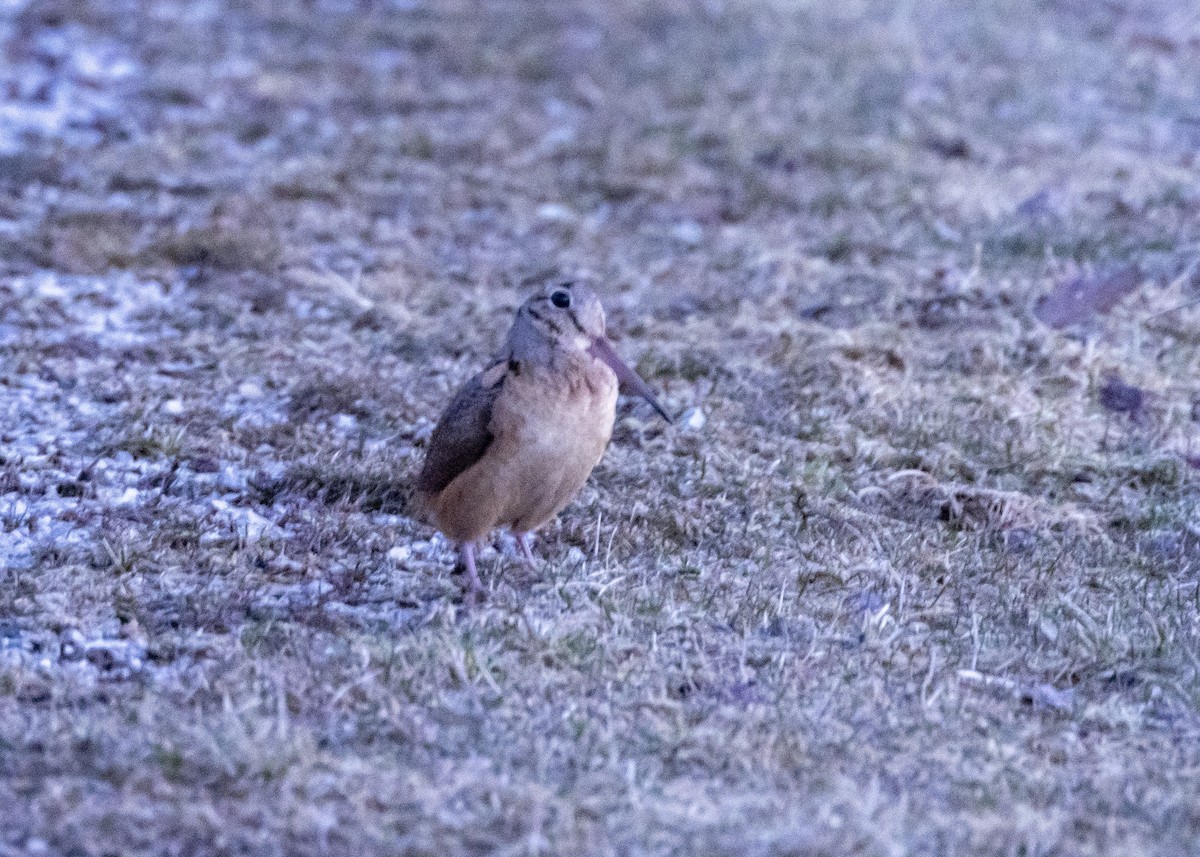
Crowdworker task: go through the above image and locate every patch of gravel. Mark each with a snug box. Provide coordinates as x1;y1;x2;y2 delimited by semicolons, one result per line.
0;0;139;152
0;274;174;568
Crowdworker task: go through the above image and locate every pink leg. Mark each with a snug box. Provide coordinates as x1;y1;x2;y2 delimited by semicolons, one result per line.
459;542;482;599
515;531;537;566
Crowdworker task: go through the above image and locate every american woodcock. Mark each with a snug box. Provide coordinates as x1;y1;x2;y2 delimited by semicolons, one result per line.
414;281;670;597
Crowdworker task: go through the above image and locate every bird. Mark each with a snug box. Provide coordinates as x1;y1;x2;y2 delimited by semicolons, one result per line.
413;281;671;597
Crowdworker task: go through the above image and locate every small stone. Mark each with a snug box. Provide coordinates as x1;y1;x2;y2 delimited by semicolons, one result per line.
217;465;247;491
671;221;704;247
60;629;85;660
162;399;184;415
536;203;576;223
303;579;334;599
680;407;706;431
238;509;281;543
387;545;412;564
211;500;284;543
932;219;962;243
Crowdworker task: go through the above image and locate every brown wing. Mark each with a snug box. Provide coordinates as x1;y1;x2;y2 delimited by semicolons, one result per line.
415;362;507;495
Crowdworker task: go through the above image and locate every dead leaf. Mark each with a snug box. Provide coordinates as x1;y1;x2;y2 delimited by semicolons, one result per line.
1034;264;1142;328
1099;375;1144;416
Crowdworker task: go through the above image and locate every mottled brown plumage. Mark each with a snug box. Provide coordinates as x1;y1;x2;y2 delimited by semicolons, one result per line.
413;282;669;597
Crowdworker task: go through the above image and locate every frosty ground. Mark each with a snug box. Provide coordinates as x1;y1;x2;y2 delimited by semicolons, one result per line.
1;0;1199;854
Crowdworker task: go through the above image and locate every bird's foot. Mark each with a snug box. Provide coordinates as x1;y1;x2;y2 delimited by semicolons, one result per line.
459;542;484;604
515;531;538;568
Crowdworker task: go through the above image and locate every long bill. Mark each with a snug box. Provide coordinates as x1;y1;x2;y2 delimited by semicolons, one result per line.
588;337;672;423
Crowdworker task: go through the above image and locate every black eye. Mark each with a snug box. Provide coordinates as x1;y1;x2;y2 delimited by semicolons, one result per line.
550;290;571;309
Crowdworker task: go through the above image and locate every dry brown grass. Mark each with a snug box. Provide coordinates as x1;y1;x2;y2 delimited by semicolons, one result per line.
1;0;1199;854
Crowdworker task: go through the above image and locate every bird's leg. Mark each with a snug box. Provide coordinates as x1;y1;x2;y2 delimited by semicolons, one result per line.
515;531;538;567
459;541;482;599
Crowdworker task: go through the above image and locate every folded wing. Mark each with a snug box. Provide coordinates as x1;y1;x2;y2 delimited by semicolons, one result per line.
415;363;506;495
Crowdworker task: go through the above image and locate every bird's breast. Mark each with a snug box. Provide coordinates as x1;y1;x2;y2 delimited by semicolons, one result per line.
497;356;618;457
423;353;620;541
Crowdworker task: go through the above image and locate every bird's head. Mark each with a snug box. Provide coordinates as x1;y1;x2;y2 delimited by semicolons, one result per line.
507;281;671;422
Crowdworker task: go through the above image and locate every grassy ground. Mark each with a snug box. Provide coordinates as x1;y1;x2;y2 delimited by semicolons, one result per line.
1;0;1199;854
